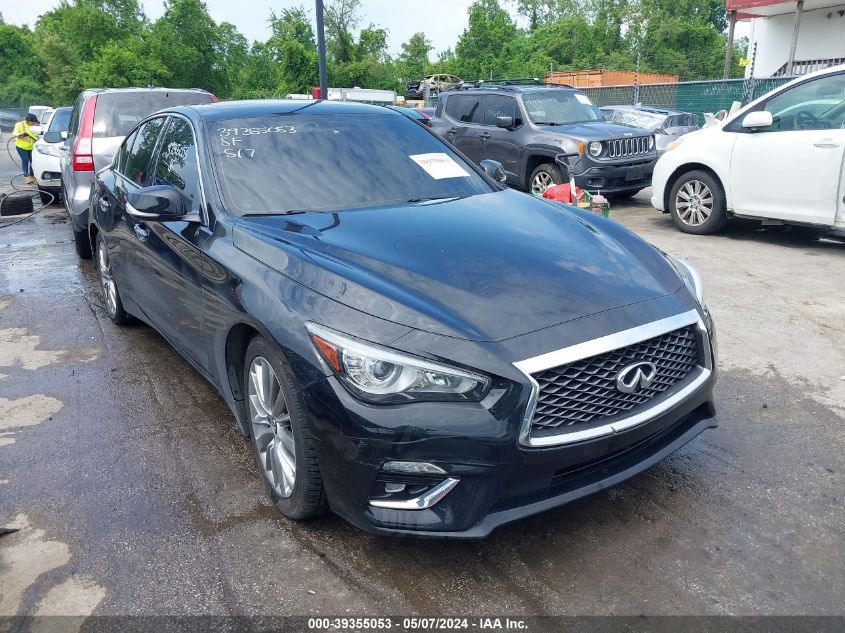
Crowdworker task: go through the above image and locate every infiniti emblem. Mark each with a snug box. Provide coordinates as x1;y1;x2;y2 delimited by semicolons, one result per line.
616;360;658;394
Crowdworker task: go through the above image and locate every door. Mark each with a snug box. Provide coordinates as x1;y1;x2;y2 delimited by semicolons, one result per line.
730;72;845;226
128;116;212;369
443;94;483;163
480;94;522;184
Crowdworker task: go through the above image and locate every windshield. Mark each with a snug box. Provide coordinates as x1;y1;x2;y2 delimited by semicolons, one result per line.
522;91;604;125
208;113;494;215
605;109;665;131
93;91;215;138
43;108;72;143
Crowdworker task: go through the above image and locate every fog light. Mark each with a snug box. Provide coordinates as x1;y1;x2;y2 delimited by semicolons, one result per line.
382;461;446;475
384;482;406;493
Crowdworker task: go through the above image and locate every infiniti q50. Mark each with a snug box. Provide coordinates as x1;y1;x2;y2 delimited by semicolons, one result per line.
88;100;717;538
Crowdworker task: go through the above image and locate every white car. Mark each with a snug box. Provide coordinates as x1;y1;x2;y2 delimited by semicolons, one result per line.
651;64;845;234
32;106;72;205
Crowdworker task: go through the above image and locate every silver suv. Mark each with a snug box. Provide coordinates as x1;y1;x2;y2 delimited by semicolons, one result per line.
61;87;216;258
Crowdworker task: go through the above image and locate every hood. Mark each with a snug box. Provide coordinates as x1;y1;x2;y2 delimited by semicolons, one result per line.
233;189;683;342
537;121;654;141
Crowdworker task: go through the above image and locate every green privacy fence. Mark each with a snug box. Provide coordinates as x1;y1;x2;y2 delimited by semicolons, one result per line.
583;77;796;125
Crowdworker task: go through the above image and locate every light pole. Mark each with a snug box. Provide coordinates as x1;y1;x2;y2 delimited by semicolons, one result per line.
316;0;328;99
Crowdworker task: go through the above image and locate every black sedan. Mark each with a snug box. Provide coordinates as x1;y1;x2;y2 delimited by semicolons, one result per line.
89;100;717;538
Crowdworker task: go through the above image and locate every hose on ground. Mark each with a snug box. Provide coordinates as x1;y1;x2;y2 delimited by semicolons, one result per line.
1;135;57;230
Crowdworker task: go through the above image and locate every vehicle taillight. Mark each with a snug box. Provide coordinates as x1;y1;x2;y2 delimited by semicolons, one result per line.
72;95;97;172
210;94;219;103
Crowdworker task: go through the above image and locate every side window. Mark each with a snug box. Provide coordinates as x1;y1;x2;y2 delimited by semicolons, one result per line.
152;118;202;211
114;129;138;175
123;117;166;187
483;95;518;126
67;95;84;137
762;73;845;132
446;95;481;124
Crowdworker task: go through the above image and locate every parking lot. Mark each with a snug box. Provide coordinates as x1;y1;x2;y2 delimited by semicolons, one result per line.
1;146;843;618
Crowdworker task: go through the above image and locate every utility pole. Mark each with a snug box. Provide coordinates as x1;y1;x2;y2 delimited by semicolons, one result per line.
316;0;328;99
786;0;804;76
724;10;737;79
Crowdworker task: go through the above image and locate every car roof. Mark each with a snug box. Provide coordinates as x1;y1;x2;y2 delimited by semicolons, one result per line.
443;84;579;97
168;99;405;122
600;105;680;116
84;87;212;96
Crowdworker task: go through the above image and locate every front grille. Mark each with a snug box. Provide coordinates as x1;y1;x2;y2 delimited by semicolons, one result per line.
607;136;651;158
531;326;699;433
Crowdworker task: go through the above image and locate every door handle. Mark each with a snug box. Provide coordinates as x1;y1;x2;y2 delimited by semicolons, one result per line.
133;223;149;241
446;127;457;135
479;132;491;140
813;139;840;149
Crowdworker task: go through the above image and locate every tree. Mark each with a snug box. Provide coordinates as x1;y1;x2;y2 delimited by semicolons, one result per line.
398;32;433;82
266;7;318;95
454;0;533;80
324;0;361;64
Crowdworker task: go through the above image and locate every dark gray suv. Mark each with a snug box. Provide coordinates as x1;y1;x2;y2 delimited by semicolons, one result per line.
431;84;657;197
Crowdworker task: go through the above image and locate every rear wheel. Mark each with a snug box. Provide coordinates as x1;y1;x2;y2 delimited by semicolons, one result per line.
529;163;564;195
95;233;129;324
244;336;327;521
669;170;727;235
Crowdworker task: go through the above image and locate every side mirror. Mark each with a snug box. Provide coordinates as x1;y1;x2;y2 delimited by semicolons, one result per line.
60;131;68;140
479;159;507;184
496;116;514;129
741;111;773;130
126;185;188;221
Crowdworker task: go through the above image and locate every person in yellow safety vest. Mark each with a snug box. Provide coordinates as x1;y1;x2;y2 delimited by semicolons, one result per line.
12;113;40;185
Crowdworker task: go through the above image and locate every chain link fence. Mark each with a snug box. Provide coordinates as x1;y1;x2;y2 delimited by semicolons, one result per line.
583;77;796;125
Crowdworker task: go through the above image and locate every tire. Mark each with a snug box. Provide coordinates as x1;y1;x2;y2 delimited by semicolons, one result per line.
668;170;727;235
95;233;129;324
73;223;93;259
244;336;328;521
529;163;564;196
0;193;34;217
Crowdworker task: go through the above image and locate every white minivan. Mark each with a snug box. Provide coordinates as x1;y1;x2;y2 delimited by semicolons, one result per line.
651;65;845;234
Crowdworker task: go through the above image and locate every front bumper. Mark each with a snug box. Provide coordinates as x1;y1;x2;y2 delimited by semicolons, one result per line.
573;157;658;194
304;362;717;539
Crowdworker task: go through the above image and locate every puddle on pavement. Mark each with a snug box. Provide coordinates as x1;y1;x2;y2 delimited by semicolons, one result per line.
0;327;100;370
0;514;105;620
0;394;63;447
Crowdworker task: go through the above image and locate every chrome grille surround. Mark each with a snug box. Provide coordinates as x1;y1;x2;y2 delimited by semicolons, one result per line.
607;136;651;159
513;310;713;447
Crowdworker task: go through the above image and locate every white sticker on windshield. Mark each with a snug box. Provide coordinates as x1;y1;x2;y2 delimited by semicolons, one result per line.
575;93;593;105
409;153;470;180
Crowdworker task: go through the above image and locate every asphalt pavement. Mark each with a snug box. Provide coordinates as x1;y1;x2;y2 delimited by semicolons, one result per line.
0;146;843;620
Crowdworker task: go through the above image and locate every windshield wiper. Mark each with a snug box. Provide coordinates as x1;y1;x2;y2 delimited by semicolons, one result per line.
406;195;465;204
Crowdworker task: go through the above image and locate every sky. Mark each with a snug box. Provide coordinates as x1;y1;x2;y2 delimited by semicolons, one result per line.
0;0;484;57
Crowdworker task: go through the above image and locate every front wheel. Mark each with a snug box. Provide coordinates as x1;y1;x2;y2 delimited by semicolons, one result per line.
529;163;564;196
669;170;727;234
244;336;327;521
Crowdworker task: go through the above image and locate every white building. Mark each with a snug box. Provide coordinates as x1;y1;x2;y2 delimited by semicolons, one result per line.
725;0;845;77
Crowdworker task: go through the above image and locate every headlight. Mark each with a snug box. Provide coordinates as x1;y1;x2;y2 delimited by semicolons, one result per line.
648;135;655;150
35;143;61;157
306;323;491;404
666;138;684;152
587;141;602;157
666;254;705;305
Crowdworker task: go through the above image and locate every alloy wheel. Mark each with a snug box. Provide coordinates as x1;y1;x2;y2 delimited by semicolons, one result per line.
97;239;118;317
675;180;713;226
531;172;554;195
248;356;296;498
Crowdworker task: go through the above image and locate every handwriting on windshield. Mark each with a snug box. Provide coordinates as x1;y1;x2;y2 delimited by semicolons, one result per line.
217;126;297;158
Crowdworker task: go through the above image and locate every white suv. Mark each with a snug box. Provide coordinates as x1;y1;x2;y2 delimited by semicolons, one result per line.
651;65;845;234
